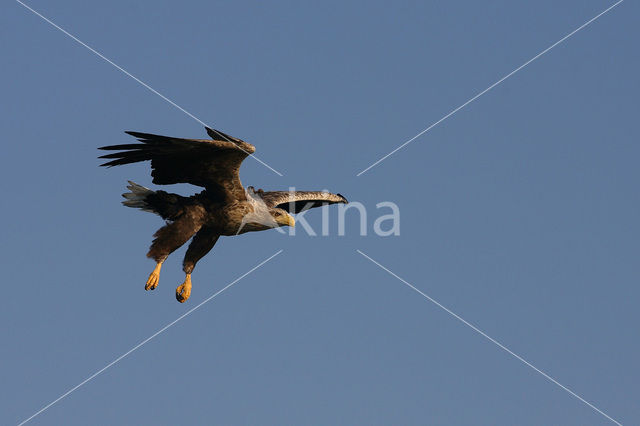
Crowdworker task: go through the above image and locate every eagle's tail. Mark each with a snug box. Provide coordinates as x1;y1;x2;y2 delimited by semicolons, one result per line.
122;181;155;213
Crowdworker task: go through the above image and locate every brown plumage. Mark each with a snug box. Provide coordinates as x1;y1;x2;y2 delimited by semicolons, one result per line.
99;126;347;302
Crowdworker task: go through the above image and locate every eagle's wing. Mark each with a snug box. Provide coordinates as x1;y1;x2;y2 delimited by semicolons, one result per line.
258;190;348;213
99;127;255;199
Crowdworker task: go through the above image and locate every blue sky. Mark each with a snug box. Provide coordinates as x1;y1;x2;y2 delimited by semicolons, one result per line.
1;1;638;424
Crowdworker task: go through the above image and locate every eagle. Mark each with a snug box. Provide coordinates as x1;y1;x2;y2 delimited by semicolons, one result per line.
99;126;347;302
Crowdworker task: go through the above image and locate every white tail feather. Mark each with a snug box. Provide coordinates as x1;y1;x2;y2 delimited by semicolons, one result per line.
122;181;155;212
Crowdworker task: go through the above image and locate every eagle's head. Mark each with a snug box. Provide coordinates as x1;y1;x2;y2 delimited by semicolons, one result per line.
270;208;296;228
236;187;295;234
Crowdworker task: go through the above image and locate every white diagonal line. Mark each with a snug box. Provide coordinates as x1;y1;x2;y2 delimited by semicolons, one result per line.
356;249;622;425
15;0;284;177
356;0;624;176
17;249;284;426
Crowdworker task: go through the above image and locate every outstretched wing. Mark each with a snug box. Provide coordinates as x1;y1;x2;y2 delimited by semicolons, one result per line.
258;190;348;213
98;126;255;199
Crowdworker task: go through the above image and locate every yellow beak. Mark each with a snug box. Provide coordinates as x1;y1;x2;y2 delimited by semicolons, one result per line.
277;214;295;227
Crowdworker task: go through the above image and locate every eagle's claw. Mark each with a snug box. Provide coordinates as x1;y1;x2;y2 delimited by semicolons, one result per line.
145;262;163;291
175;275;192;303
145;271;160;290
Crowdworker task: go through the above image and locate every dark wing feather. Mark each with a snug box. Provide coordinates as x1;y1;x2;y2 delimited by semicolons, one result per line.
259;190;348;213
205;126;243;143
99;127;255;199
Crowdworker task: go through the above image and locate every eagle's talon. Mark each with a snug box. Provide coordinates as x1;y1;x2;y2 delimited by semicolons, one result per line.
175;275;192;303
145;263;162;291
145;272;159;290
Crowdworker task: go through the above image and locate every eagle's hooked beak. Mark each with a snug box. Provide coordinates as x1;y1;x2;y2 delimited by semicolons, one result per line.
277;213;296;228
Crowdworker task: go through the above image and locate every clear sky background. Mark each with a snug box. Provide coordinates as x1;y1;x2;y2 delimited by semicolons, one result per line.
1;1;638;425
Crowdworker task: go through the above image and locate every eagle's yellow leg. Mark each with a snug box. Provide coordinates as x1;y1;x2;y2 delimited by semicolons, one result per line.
176;274;192;303
145;262;163;291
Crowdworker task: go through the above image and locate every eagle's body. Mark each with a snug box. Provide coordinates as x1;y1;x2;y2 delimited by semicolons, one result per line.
100;127;347;302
